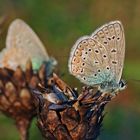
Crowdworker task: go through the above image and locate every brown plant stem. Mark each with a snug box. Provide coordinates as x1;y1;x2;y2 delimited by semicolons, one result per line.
16;118;31;140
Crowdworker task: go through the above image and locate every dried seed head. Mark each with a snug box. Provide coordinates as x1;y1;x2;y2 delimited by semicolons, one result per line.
36;79;113;140
0;61;48;136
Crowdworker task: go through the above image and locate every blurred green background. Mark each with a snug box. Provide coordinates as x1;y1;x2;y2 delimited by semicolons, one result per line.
0;0;140;139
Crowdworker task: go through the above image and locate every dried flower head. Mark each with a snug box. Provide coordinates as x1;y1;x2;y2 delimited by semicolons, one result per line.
33;74;114;140
0;61;48;140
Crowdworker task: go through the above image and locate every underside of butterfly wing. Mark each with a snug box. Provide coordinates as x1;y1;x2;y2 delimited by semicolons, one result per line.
91;21;125;83
0;19;50;70
69;21;125;86
68;36;112;85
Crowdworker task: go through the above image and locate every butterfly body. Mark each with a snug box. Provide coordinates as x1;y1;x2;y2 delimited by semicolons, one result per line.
69;21;126;95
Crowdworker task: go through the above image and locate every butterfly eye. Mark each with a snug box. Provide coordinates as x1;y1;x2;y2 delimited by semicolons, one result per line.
120;82;124;88
97;69;101;72
119;80;126;88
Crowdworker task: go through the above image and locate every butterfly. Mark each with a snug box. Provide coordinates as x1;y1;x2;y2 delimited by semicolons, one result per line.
68;21;126;95
0;18;56;72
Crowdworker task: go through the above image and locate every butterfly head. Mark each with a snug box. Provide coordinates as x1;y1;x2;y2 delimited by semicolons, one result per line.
112;80;126;95
118;80;126;91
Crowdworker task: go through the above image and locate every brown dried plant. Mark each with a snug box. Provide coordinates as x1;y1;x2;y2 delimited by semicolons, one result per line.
33;73;113;140
0;61;47;140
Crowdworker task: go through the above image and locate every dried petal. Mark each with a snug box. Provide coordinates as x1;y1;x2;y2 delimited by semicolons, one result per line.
25;59;33;82
5;82;17;103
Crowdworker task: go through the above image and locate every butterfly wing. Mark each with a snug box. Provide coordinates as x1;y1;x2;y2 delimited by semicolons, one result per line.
0;19;49;70
92;21;125;83
68;36;111;85
69;21;125;85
